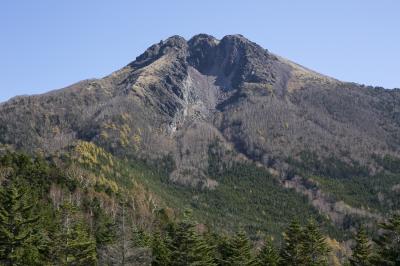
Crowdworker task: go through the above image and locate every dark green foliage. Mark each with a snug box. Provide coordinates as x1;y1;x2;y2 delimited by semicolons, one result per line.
169;211;216;266
349;226;373;266
215;234;232;265
2;152;400;265
279;220;330;266
373;214;400;265
137;153;334;239
132;224;151;247
54;202;97;265
0;180;41;265
0;152;52;190
0;152;105;265
222;230;255;266
91;198;116;247
64;222;98;265
302;220;330;266
256;238;280;266
151;231;171;266
289;150;400;214
280;220;304;265
289;150;369;180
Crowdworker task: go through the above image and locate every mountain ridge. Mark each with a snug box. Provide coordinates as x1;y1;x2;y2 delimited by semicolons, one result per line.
1;34;400;235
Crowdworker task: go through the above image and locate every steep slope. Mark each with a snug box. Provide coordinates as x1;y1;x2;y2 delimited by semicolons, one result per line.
1;34;400;235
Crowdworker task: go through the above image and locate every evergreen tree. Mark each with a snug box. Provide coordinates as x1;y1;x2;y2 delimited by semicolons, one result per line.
169;210;216;266
65;222;98;265
192;233;217;266
349;226;373;266
215;234;232;265
151;231;171;266
373;214;400;266
129;224;153;265
0;180;42;265
280;220;304;266
256;238;281;266
223;229;255;266
302;220;330;266
55;202;97;265
91;198;115;247
132;224;151;248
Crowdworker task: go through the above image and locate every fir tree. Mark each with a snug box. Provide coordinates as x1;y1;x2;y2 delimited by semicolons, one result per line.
91;198;115;247
215;234;232;265
129;224;153;265
349;226;373;266
224;229;255;266
151;231;171;266
302;219;330;266
0;180;41;265
373;214;400;266
65;222;98;265
55;202;97;265
256;238;281;266
132;224;151;248
169;210;216;266
280;219;304;266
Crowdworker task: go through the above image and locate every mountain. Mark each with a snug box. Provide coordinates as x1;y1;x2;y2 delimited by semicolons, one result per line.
1;34;400;242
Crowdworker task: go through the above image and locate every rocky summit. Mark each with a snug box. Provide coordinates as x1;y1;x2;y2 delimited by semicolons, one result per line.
2;34;400;181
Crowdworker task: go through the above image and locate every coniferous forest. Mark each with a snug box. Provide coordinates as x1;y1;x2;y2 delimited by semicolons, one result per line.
0;152;399;265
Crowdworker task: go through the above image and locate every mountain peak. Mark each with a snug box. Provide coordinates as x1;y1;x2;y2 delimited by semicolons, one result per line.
129;35;188;68
163;35;187;48
221;34;248;42
188;34;219;45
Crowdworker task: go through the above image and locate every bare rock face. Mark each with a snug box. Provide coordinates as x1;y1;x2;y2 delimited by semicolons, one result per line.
1;34;400;189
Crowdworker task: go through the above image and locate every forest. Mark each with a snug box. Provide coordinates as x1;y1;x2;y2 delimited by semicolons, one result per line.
0;152;399;265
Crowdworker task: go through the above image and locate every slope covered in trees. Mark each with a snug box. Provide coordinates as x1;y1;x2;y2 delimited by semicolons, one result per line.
0;151;399;265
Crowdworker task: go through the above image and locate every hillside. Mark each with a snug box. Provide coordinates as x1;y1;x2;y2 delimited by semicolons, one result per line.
0;34;400;264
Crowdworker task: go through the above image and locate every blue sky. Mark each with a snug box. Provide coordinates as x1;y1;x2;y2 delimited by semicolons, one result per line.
1;1;399;102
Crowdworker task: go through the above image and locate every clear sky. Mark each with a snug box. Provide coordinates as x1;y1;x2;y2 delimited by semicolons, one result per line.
1;1;399;102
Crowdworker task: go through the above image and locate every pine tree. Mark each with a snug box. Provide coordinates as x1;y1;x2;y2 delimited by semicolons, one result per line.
280;219;304;266
0;180;42;265
224;229;255;266
349;226;373;266
302;220;330;266
373;214;400;266
257;238;280;266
